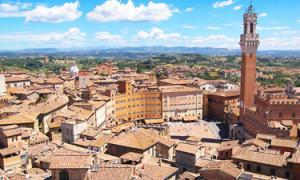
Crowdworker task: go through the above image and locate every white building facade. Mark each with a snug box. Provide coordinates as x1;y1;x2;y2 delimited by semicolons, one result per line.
160;86;203;121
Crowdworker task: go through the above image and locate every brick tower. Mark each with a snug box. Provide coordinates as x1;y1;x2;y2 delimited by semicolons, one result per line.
239;4;260;115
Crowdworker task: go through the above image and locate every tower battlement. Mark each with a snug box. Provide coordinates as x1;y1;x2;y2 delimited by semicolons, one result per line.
258;92;300;104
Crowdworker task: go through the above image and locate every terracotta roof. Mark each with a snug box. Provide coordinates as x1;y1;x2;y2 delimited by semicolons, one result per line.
144;118;165;125
90;134;113;148
256;133;276;141
195;158;211;168
159;85;201;93
176;143;200;155
5;76;30;83
73;138;92;148
0;125;21;137
157;137;175;148
233;149;289;167
179;171;200;180
0;146;20;156
137;164;178;180
289;149;300;164
201;160;243;178
96;153;120;162
242;138;269;149
80;128;101;138
209;90;240;97
186;136;202;143
111;122;135;133
271;138;298;149
120;152;143;162
108;130;156;150
218;140;239;151
49;149;91;169
159;78;193;85
0;114;36;126
90;165;134;180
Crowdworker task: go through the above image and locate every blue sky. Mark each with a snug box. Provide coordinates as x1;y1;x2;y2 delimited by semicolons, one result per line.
0;0;300;50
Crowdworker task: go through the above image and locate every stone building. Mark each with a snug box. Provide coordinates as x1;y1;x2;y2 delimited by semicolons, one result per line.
114;80;162;124
159;85;203;121
0;74;6;95
61;120;87;144
205;90;240;121
5;76;31;88
97;61;113;75
175;143;204;172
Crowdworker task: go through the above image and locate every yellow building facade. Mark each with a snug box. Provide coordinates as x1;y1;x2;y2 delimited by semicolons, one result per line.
114;81;162;123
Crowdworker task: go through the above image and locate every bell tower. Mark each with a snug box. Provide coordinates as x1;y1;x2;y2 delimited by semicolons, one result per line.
239;3;260;115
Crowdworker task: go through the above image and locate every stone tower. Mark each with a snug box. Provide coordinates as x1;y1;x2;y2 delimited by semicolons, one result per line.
239;4;260;115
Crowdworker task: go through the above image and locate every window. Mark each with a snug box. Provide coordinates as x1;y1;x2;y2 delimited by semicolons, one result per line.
279;113;283;118
246;164;251;170
292;113;296;118
285;171;290;178
256;166;261;173
59;170;69;180
270;168;275;175
250;23;254;33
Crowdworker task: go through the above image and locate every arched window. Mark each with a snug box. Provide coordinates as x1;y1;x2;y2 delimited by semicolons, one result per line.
250;23;254;33
59;170;69;180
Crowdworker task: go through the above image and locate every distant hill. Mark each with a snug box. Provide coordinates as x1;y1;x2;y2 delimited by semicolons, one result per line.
1;46;300;57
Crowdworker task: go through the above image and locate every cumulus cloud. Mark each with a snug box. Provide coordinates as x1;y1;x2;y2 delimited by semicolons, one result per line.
0;1;81;23
205;26;221;30
233;5;242;11
185;7;194;12
182;25;196;30
258;13;267;18
95;32;124;43
261;36;300;50
213;0;234;8
134;27;181;41
0;28;85;46
25;1;81;23
190;35;238;48
0;2;31;17
87;0;173;22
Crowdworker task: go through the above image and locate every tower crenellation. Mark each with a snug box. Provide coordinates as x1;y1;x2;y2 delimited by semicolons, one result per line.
240;4;260;54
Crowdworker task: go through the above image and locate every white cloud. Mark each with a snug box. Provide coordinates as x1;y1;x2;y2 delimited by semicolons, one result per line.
258;13;267;18
205;26;221;30
87;0;173;22
297;19;300;23
257;26;290;31
182;25;196;30
134;27;181;41
0;3;31;17
185;7;194;12
95;32;124;43
25;1;81;23
190;35;238;48
273;30;300;35
261;36;300;50
0;28;85;46
233;5;242;11
213;0;234;8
